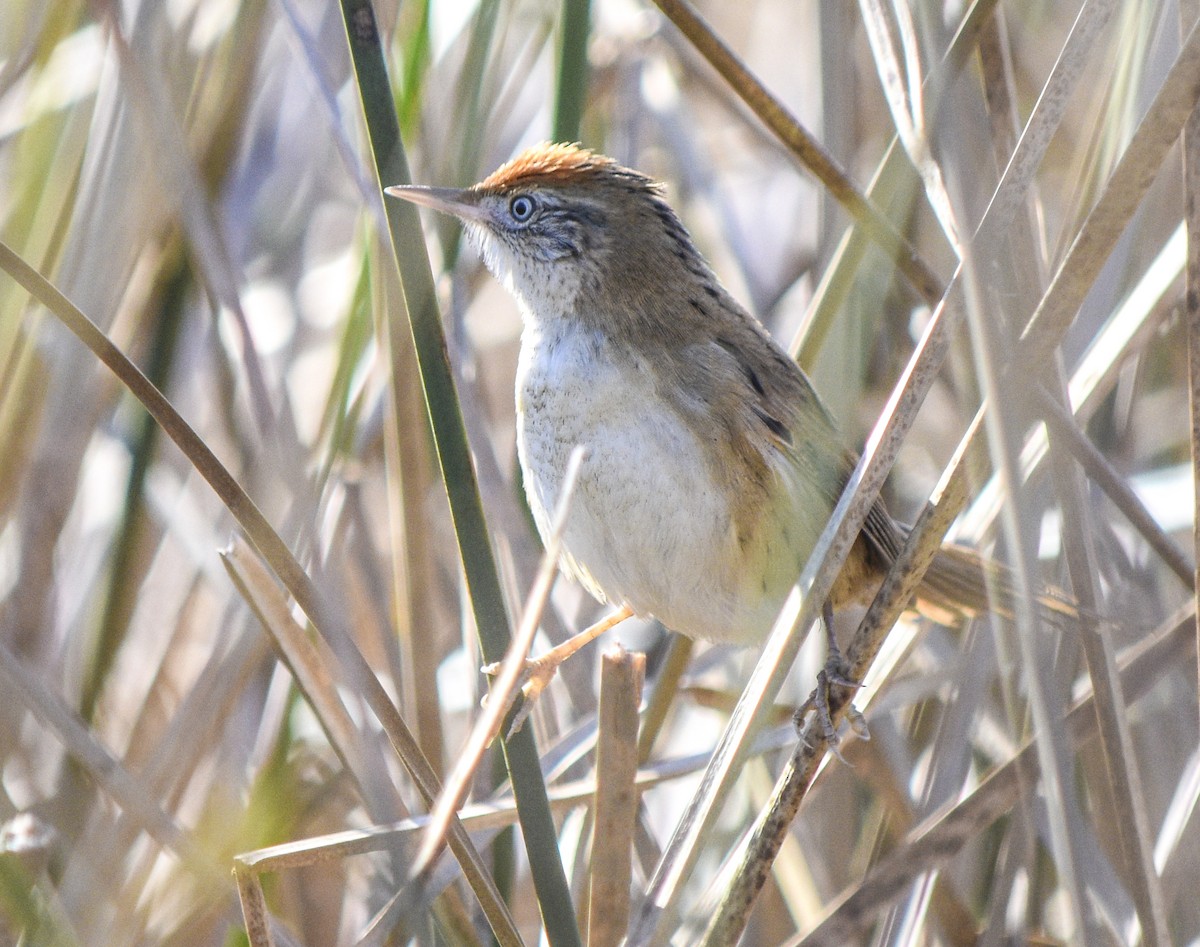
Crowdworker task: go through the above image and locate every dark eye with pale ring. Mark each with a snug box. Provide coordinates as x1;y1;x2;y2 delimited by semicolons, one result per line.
509;195;536;222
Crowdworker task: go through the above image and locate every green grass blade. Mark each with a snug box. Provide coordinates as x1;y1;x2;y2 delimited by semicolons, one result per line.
553;0;591;143
338;2;581;944
0;236;522;946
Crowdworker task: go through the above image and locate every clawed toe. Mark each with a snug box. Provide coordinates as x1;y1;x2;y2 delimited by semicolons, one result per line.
479;606;633;740
795;651;869;759
481;656;560;738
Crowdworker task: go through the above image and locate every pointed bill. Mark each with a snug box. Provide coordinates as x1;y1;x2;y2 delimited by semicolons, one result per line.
384;184;488;223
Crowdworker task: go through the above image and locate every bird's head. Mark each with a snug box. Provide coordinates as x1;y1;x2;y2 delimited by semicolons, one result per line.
388;143;708;335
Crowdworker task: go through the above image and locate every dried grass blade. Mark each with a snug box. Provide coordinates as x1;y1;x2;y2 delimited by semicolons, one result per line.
701;408;979;945
587;646;645;946
790;602;1194;946
974;0;1121;254
797;0;1000;365
221;536;371;792
339;2;579;938
233;864;274;947
858;0;961;250
411;448;585;878
1181;3;1200;730
0;637;223;888
959;224;1185;541
0;238;520;946
1020;17;1200;356
1036;390;1193;588
650;0;944;305
1044;378;1169;942
630;234;961;947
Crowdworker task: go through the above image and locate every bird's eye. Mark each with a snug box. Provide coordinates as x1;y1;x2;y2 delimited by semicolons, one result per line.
509;195;536;222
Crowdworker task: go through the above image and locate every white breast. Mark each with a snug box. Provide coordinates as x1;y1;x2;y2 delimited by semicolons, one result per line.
515;320;773;644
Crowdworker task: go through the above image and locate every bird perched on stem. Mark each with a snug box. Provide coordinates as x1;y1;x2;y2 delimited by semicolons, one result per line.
387;143;1070;726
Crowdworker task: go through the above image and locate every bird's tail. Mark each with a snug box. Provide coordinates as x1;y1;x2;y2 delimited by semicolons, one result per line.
917;542;1078;627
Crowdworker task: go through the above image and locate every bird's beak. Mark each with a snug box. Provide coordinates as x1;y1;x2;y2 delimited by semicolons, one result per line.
385;184;488;223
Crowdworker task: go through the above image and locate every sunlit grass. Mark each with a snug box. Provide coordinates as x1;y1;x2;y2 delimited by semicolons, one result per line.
1;1;1198;944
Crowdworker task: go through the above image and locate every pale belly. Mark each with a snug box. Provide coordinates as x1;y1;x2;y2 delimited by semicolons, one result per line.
516;327;795;645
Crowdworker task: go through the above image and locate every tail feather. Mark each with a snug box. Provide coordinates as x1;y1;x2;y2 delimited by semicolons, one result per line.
918;543;1078;627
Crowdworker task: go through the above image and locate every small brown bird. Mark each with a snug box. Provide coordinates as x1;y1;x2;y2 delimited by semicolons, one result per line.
387;143;1058;697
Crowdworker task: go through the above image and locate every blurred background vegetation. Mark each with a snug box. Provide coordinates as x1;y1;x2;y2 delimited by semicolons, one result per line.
2;0;1199;944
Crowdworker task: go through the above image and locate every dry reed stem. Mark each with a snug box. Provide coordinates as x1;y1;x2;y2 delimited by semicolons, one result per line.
586;645;645;947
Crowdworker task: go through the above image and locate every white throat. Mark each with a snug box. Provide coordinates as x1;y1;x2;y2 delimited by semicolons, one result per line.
466;223;587;328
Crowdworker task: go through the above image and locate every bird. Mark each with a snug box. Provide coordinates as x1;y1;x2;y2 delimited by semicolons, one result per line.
386;142;1069;722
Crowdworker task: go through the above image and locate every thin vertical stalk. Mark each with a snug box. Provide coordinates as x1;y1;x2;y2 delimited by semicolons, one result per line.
338;3;580;943
650;0;945;306
553;0;591;143
0;233;525;943
1182;0;1200;731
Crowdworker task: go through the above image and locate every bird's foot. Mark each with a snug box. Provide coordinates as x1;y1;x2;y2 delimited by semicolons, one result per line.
795;645;868;761
480;652;562;737
481;606;632;738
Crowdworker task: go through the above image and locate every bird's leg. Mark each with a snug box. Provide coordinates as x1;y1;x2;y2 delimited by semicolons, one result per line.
483;604;633;734
796;601;868;754
821;600;858;689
